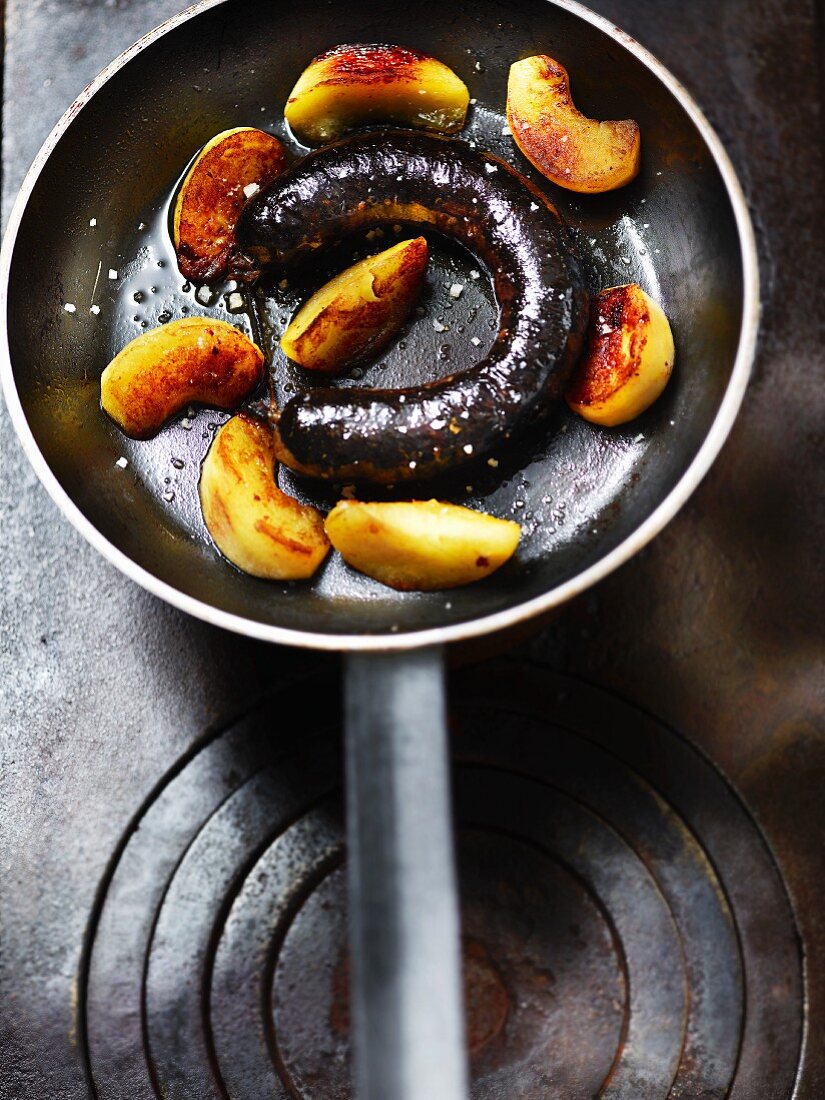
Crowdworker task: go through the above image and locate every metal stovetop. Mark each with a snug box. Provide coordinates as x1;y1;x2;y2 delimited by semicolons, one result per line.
1;2;822;1097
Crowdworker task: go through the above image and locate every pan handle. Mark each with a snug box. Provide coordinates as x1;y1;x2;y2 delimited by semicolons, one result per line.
344;646;469;1100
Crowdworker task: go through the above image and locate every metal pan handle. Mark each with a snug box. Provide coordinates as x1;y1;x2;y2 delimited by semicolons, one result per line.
344;646;469;1100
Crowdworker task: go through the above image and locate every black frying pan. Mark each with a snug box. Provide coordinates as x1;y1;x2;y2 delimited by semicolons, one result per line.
0;1;757;1096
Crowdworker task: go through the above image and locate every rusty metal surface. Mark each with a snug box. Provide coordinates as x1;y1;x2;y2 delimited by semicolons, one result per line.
1;1;823;1098
77;671;802;1098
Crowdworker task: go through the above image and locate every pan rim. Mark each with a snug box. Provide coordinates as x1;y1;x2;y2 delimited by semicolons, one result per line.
0;0;759;653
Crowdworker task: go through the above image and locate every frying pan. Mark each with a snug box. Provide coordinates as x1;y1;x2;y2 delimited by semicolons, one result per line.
0;0;757;1096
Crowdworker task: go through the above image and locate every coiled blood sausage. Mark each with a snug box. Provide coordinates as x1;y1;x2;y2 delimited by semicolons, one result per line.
235;130;588;483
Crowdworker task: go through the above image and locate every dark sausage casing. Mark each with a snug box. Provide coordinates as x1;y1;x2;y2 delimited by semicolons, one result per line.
235;130;588;483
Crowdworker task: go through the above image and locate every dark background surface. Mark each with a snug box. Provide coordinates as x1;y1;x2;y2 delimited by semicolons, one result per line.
1;1;822;1097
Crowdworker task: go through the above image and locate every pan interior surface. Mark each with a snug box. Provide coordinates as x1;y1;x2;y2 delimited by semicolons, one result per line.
3;0;748;641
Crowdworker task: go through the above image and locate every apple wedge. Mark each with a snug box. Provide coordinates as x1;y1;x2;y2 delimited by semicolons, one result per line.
281;237;429;371
100;317;264;438
173;127;287;281
507;55;640;193
200;414;330;580
325;499;521;591
285;44;469;146
565;284;674;426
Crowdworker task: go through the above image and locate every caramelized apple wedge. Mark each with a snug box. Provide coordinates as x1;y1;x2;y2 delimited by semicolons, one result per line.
325;500;521;591
281;237;429;371
100;318;264;438
285;44;469;146
173;127;287;281
200;414;330;580
507;56;640;193
566;284;674;426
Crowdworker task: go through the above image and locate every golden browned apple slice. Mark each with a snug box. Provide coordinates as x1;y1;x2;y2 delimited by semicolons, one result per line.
507;55;640;193
100;317;264;438
173;127;287;281
281;237;429;372
200;414;330;580
325;499;521;590
285;44;469;146
566;284;674;426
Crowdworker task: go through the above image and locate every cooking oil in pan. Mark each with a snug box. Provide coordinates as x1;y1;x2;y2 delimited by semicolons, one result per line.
93;108;660;596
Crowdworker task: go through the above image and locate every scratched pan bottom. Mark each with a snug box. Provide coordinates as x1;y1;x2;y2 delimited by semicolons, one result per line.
82;669;803;1098
5;0;745;637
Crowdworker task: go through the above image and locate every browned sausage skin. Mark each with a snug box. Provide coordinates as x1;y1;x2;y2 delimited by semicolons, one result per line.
235;130;588;483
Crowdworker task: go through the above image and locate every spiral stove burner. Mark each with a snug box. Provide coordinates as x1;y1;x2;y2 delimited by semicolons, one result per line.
81;667;803;1099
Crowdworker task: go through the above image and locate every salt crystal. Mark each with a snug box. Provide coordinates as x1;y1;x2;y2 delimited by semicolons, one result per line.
196;285;212;305
433;319;448;332
90;304;100;315
449;283;464;299
463;443;474;455
89;218;97;227
484;163;498;173
470;336;481;347
63;303;76;313
108;269;118;280
243;182;260;199
470;270;480;280
227;291;244;312
115;456;128;469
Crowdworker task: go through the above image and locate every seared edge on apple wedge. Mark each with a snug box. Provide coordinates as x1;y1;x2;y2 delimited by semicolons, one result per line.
281;237;429;372
325;499;521;590
507;55;640;193
100;317;264;439
174;127;287;282
200;414;330;579
285;44;469;146
566;283;674;426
